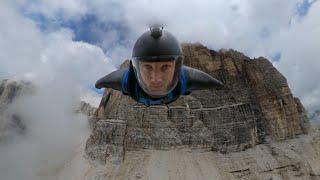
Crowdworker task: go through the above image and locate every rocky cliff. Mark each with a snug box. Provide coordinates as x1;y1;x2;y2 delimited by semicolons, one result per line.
84;43;320;180
0;79;34;142
0;79;34;108
76;101;97;117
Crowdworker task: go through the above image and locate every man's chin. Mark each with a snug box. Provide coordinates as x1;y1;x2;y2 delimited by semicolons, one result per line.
149;86;164;91
149;95;165;99
147;90;167;97
150;85;163;89
149;91;165;96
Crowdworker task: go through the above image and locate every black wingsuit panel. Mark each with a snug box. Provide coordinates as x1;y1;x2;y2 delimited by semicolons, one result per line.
95;69;127;92
183;66;224;91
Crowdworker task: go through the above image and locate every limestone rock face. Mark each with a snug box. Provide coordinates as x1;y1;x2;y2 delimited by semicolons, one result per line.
0;79;33;108
85;43;313;178
0;79;34;141
85;120;126;165
82;130;320;180
76;101;97;117
243;57;305;141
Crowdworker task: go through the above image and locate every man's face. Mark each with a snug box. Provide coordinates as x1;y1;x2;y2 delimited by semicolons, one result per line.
139;61;176;96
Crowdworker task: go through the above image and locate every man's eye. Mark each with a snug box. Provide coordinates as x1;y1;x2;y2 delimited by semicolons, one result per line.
143;65;152;71
162;65;171;71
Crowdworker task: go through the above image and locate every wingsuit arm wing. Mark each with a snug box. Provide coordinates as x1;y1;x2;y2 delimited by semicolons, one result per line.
183;66;224;91
95;69;128;92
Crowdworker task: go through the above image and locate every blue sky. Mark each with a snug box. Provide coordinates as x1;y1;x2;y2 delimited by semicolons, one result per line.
296;0;315;17
60;15;132;52
23;10;133;55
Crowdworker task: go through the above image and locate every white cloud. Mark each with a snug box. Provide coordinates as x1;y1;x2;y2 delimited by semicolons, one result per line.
1;1;115;85
80;90;102;108
0;1;114;179
0;1;44;78
15;0;88;21
273;1;320;112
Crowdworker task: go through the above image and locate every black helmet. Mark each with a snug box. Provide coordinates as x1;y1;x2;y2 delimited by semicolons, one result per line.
132;26;184;98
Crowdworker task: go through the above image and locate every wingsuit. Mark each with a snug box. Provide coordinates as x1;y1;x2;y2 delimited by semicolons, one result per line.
95;26;224;106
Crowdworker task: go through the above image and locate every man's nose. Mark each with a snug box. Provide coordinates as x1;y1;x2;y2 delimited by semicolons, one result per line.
150;71;163;83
